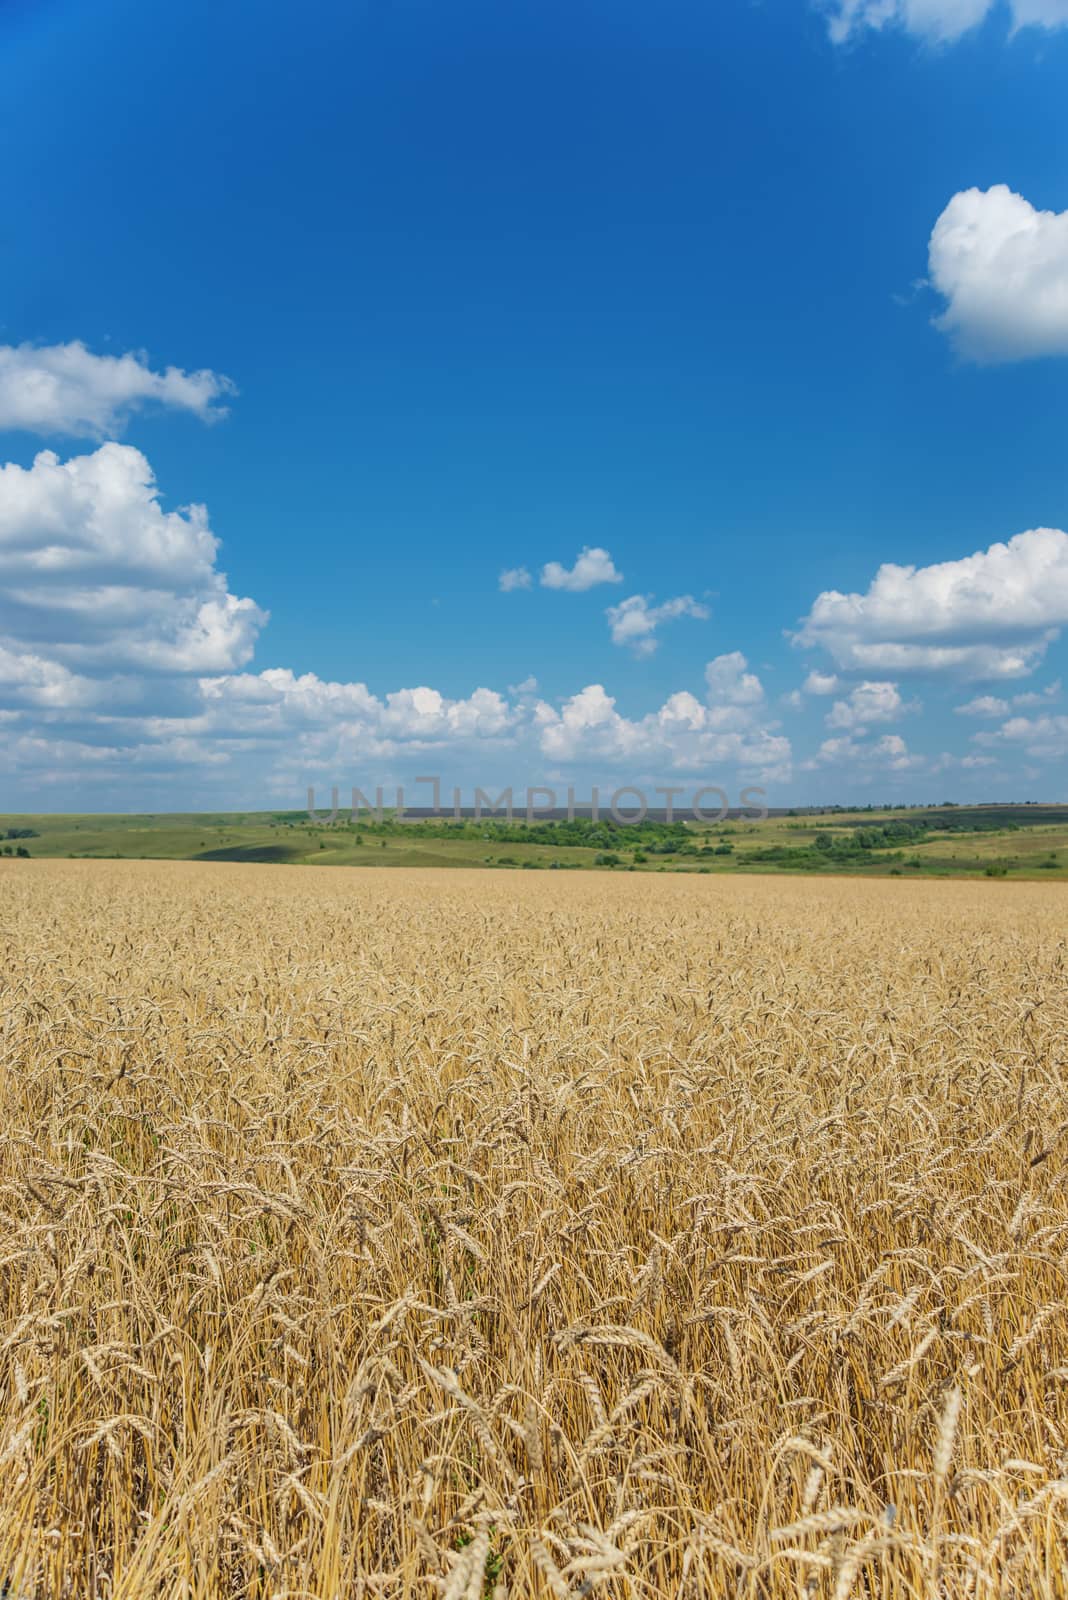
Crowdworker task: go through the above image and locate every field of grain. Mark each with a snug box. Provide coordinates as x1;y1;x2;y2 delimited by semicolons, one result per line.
0;861;1066;1598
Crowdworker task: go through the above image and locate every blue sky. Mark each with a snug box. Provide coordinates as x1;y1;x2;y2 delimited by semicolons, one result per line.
2;0;1068;810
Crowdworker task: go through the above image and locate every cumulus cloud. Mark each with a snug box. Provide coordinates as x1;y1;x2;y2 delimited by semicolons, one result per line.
1013;0;1068;22
606;593;709;656
953;682;1059;715
0;643;115;710
806;731;924;773
955;694;1010;717
535;683;791;779
0;455;791;798
499;566;532;592
929;187;1068;363
383;685;515;740
783;669;841;709
0;341;236;438
973;713;1068;759
174;668;791;790
824;0;990;43
1012;678;1062;707
825;680;914;731
0;444;266;676
540;546;623;591
531;654;787;779
797;527;1068;680
2;659;794;799
824;0;1068;43
869;733;924;770
195;671;520;756
705;651;765;705
0;669;534;803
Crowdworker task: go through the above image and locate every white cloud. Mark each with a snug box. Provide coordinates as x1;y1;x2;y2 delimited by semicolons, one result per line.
0;455;791;800
0;643;112;709
806;731;924;772
824;0;990;44
532;655;786;779
0;341;235;438
157;675;787;790
952;681;1056;715
929;187;1068;363
782;669;839;709
499;566;532;592
1;662;794;799
973;713;1068;759
803;669;840;695
1012;0;1068;23
825;679;913;731
824;0;1068;43
873;733;924;770
383;685;515;740
606;593;709;656
797;527;1068;680
0;444;266;676
540;546;623;591
705;650;765;705
955;694;1010;717
196;671;519;752
536;683;791;779
1011;678;1061;707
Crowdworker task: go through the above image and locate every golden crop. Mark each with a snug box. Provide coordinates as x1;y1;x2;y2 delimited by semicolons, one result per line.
1;860;1066;1598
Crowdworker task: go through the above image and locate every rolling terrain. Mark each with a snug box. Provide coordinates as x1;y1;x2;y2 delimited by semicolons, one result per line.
4;803;1068;879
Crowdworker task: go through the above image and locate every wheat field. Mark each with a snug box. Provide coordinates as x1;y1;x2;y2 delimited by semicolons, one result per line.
0;861;1066;1598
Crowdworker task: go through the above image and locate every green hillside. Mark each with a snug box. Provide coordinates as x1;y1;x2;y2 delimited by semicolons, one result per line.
3;804;1068;880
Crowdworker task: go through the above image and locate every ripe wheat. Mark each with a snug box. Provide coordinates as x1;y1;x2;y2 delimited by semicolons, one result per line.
0;860;1066;1597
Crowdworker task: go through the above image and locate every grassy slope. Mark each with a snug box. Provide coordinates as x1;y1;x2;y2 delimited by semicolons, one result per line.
2;805;1068;878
